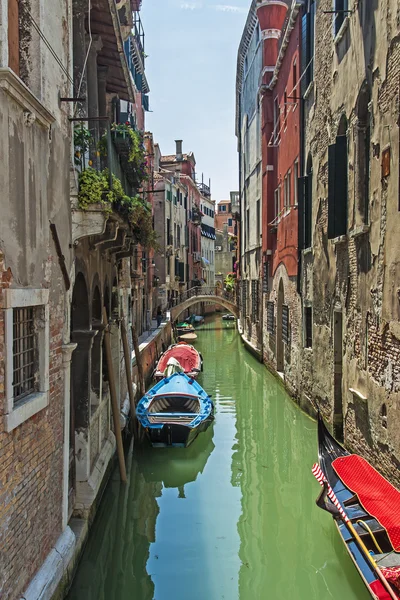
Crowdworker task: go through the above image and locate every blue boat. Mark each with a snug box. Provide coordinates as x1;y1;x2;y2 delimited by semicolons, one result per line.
136;373;214;447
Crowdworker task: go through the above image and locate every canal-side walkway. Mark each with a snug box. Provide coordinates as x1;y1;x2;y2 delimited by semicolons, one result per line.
66;318;369;600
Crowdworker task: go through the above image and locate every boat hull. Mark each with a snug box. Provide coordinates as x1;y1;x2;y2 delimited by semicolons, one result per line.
315;414;400;600
145;415;214;448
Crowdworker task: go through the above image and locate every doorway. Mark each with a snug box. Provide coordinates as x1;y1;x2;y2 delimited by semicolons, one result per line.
276;279;284;372
333;310;344;441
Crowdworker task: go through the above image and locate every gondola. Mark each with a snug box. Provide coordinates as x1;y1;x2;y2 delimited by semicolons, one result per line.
153;342;203;381
314;413;400;599
136;372;214;448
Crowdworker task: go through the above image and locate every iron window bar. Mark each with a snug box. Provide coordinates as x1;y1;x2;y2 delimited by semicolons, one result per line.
13;307;36;403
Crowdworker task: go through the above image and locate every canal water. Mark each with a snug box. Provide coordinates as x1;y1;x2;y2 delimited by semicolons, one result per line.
67;316;369;600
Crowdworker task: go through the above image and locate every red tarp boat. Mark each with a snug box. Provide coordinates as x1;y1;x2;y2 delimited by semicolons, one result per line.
154;343;203;381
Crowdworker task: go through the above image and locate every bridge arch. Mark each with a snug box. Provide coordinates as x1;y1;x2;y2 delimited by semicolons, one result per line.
170;295;239;322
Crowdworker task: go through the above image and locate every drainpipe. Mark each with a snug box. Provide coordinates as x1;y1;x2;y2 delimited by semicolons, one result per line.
61;343;77;529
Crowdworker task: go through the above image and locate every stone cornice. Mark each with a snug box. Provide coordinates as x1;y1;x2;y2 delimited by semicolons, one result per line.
0;68;55;128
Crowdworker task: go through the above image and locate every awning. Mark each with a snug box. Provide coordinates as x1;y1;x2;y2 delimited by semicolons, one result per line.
201;257;210;267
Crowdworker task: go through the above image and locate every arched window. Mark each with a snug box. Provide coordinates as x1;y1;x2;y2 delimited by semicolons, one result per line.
356;82;371;224
328;115;348;238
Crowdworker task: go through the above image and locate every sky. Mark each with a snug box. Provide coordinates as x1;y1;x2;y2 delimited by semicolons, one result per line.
141;0;249;202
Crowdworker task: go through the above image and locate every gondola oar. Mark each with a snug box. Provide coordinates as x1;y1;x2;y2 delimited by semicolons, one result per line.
312;463;398;600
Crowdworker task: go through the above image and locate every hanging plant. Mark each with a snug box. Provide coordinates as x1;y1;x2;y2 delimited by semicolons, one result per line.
77;168;157;248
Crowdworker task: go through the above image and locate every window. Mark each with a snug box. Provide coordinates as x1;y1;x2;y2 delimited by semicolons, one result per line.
251;280;259;322
263;262;269;293
4;288;49;432
284;90;287;127
8;0;20;74
334;0;349;36
273;96;280;144
328;116;348;239
304;306;312;348
228;218;233;227
292;60;297;99
284;171;291;211
301;0;315;95
267;302;274;334
294;161;298;206
282;305;289;343
220;205;226;212
274;187;280;220
256;199;260;239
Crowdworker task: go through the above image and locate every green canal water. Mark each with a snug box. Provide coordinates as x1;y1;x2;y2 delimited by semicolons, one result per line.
67;317;369;600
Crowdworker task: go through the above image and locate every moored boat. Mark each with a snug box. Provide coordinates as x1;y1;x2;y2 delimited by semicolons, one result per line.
313;413;400;599
136;372;214;448
222;313;235;321
175;322;195;335
154;342;203;381
178;332;197;342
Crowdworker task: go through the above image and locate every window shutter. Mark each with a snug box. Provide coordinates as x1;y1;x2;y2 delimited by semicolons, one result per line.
298;176;305;249
309;2;315;81
263;262;269;293
334;135;348;237
304;174;312;248
328;143;336;239
267;302;274;334
301;13;309;96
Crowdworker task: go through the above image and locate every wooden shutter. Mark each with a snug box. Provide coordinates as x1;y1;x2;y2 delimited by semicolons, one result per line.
328;143;336;239
305;174;312;248
335;135;348;237
301;13;309;96
298;176;305;249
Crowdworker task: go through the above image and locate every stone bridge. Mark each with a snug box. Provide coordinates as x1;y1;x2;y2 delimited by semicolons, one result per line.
168;286;238;322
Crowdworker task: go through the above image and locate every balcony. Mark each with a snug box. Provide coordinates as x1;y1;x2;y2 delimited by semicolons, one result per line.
191;205;203;226
197;182;211;198
71;119;153;248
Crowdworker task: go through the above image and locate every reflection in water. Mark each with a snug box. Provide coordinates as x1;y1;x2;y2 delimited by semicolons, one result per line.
68;317;369;600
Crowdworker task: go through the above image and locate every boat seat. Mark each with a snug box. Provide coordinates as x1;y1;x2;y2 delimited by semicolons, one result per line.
346;504;369;521
374;552;400;568
353;517;386;541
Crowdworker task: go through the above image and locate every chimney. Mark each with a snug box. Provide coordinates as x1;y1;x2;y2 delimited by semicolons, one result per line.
175;140;183;161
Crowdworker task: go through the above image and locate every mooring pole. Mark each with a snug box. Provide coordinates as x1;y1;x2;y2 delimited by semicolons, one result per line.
102;307;127;483
131;321;145;399
121;310;137;437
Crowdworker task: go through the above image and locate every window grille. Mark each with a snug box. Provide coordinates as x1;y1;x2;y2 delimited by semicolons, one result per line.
12;307;37;403
242;280;248;319
282;305;290;343
267;302;274;334
262;262;269;293
304;306;313;348
251;280;259;322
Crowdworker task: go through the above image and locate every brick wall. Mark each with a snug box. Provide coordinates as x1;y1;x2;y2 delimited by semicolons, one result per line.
0;254;64;600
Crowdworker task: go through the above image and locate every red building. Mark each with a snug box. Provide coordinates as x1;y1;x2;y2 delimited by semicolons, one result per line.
258;1;302;376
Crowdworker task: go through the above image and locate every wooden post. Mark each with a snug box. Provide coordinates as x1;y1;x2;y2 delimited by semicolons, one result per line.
131;321;145;399
120;310;137;437
102;307;127;483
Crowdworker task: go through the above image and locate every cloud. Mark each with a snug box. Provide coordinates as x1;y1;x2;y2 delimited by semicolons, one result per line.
180;2;202;9
214;4;247;13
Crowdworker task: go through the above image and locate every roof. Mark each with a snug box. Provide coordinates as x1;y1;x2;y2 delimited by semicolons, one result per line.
161;154;189;163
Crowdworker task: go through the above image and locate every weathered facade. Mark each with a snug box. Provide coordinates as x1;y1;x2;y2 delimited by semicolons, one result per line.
236;0;400;487
0;1;73;597
0;1;159;598
299;0;400;484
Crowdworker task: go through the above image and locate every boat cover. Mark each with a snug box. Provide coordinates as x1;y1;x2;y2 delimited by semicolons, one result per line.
333;454;400;551
380;567;400;594
157;344;200;374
